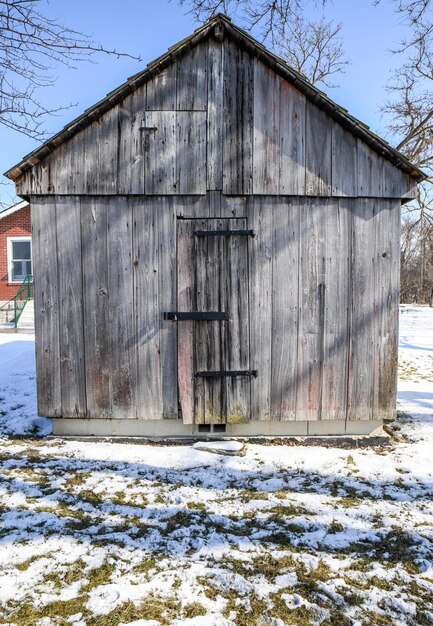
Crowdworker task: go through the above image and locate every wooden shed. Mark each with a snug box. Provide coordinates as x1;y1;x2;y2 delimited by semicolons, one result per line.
5;15;425;438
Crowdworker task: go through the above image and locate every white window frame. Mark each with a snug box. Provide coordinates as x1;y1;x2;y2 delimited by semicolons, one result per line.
7;236;32;284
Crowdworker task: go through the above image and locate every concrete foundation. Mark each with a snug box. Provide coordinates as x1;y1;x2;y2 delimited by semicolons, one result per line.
52;418;384;439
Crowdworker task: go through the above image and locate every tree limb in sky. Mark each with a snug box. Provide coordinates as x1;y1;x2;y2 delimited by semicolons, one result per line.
178;0;347;87
178;0;325;46
278;17;349;87
0;0;140;139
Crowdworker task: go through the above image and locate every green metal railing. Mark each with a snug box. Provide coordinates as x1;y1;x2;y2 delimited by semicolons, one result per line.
13;275;33;324
0;275;33;325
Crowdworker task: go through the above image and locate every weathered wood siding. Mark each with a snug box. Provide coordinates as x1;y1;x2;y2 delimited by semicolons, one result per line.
18;40;416;200
31;194;400;422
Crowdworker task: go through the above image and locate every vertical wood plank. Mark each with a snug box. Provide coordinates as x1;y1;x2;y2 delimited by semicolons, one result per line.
207;38;224;190
296;199;324;421
134;198;163;420
83;122;100;194
253;60;280;194
271;198;300;420
177;217;195;424
158;198;178;418
331;123;358;197
224;218;250;423
176;43;207;110
320;199;351;420
32;199;61;417
249;197;272;420
107;199;136;418
305;102;332;196
347;198;375;420
199;219;224;424
144;111;177;194
279;80;306;195
81;197;111;418
374;199;400;420
223;39;253;194
56;197;86;417
118;87;145;195
97;105;119;194
357;139;383;197
177;111;207;194
146;63;177;110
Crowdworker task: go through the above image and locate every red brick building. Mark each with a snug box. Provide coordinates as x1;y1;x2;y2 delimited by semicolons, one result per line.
0;201;31;302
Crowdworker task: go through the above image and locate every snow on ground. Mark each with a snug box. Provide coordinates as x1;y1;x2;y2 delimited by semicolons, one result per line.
0;307;432;625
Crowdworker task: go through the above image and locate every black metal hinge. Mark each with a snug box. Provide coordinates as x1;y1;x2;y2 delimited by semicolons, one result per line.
163;311;229;321
195;370;258;378
194;229;255;237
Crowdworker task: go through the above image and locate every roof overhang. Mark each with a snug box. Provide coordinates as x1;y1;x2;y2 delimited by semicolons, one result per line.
0;200;29;221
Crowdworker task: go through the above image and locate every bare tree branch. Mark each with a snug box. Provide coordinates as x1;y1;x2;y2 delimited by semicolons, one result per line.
278;16;349;87
0;0;140;139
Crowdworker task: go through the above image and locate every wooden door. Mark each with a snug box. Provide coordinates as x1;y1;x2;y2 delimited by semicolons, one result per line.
176;218;252;424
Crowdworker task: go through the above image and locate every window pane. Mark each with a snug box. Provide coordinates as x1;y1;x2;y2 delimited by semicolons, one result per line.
12;261;25;281
26;260;32;276
12;241;31;260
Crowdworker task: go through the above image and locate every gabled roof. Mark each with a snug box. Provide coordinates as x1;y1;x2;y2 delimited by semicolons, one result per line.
4;14;426;182
0;200;29;221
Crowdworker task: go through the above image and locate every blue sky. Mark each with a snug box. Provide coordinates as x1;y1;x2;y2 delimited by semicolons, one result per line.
0;0;409;205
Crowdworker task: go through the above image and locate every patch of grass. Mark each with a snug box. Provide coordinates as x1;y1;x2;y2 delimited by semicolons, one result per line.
224;594;268;626
183;602;207;618
6;596;86;626
269;592;318;626
197;577;220;601
238;488;269;503
328;520;345;534
81;560;116;592
133;556;158;576
186;501;207;512
369;575;393;591
16;553;51;572
63;471;92;489
269;502;312;518
43;559;86;588
86;595;181;626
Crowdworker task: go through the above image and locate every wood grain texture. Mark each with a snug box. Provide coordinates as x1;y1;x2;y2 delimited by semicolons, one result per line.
118;88;146;195
56;197;87;417
158;198;178;418
270;198;300;420
279;80;306;195
347;198;375;420
332;123;357;197
81;197;111;418
320;199;351;420
253;61;280;194
249;197;272;420
107;199;136;418
146;62;177;110
177;218;195;424
134;198;163;420
305;102;332;196
206;38;224;190
16;36;417;201
296;198;324;421
223;38;253;194
176;42;207;110
357;140;383;197
32;198;61;417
